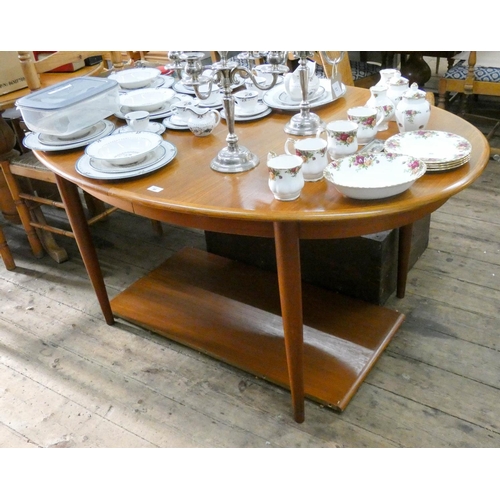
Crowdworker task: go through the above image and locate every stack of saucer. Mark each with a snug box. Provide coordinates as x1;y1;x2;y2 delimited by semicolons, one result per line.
220;102;271;122
114;121;166;135
76;131;177;180
116;90;195;121
384;130;472;171
163;113;189;131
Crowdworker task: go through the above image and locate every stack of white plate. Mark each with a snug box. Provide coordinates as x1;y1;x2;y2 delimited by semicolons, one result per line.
263;79;343;111
384;130;472;171
108;67;174;93
116;91;195;121
221;102;271;122
23;120;115;152
76;131;177;180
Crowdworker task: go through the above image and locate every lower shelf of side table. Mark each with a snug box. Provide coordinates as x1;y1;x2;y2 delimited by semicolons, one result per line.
110;247;405;411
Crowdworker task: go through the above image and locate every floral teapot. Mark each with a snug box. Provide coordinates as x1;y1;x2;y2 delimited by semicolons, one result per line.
284;60;320;101
395;82;431;133
171;103;221;137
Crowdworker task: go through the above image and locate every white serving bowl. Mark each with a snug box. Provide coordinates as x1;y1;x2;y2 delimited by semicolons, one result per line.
120;88;176;112
323;152;427;200
108;67;161;89
85;131;162;166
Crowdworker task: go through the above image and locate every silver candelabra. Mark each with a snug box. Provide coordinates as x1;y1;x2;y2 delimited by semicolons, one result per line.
164;51;184;80
179;51;288;173
283;51;325;136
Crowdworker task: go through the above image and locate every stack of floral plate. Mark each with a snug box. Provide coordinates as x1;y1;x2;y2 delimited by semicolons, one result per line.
384;130;472;171
75;131;177;180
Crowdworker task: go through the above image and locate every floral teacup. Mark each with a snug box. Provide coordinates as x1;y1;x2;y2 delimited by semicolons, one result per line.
284;137;328;181
267;152;304;201
347;106;384;145
317;120;358;159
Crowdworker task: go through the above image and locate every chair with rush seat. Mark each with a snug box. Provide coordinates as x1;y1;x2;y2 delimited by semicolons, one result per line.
1;51;162;265
438;51;500;157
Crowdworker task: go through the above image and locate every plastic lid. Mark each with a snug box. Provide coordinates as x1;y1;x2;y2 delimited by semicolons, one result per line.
16;76;118;110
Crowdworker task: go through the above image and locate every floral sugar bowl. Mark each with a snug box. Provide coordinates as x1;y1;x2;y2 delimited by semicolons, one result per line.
395;82;431;133
387;75;409;119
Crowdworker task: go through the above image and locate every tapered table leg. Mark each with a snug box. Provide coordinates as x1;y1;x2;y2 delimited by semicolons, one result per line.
55;174;114;325
397;223;413;299
274;221;304;423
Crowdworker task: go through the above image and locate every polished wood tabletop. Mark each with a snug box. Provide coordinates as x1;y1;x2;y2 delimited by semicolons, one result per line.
33;84;490;423
35;86;489;238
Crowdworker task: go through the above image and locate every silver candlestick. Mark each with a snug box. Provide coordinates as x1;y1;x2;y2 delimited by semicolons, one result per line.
163;51;186;81
284;51;325;136
179;51;287;173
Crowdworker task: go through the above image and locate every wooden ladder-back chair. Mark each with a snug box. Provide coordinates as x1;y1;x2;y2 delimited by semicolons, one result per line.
17;51;125;90
1;51;162;266
438;51;500;157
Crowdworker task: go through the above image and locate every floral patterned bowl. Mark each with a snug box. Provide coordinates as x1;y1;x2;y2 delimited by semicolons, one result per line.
324;152;427;200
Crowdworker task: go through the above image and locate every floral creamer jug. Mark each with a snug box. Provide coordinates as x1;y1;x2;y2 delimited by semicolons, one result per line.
284;60;320;101
395;82;431;133
366;84;395;131
172;103;221;137
377;68;401;87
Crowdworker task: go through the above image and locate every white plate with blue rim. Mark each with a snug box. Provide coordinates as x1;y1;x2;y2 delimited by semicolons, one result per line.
23;120;115;152
115;94;195;120
263;79;344;111
75;140;177;180
113;121;166;135
162;116;189;130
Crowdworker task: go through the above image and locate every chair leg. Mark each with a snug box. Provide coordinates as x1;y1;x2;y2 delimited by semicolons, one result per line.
0;162;44;259
459;94;468;115
437;79;448;109
83;191;107;218
0;224;16;270
30;206;69;263
151;220;163;236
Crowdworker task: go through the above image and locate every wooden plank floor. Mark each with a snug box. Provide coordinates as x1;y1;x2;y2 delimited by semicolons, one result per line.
2;150;500;448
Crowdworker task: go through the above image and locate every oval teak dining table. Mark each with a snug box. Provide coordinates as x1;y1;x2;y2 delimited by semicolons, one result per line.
35;86;490;422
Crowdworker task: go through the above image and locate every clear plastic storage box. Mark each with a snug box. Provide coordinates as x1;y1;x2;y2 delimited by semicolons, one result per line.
16;76;119;138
